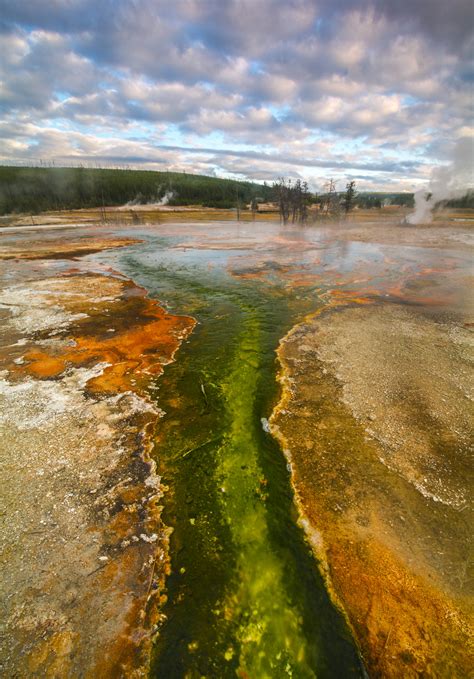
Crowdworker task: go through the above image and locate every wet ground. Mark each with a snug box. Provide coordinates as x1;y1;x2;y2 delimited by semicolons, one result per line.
272;303;473;677
0;210;472;677
0;267;194;677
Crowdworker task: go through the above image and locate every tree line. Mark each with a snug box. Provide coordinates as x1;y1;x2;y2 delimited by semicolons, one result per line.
0;166;274;214
273;177;359;223
0;165;426;216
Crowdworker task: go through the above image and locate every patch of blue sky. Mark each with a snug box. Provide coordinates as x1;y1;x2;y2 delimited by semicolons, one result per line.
119;122;175;142
54;90;71;102
159;124;188;145
249;60;263;75
267;104;291;122
200;81;217;91
102;66;129;81
42;118;74;131
401;94;421;106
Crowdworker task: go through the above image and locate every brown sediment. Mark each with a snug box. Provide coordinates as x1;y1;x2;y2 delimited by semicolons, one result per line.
1;207;279;229
2;205;473;235
271;300;473;677
231;270;269;280
229;261;292;276
0;272;195;678
0;237;141;260
326;289;373;304
279;271;322;288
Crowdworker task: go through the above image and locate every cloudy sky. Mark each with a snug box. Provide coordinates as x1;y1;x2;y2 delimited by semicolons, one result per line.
1;0;472;191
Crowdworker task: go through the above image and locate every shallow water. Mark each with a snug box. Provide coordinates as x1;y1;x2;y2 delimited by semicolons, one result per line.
104;237;362;677
84;220;471;677
2;219;470;677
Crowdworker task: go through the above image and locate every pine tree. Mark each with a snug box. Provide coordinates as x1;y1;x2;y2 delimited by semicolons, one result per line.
344;180;357;214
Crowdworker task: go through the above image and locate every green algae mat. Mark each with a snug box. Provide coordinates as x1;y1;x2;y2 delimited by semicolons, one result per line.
100;225;365;678
86;218;473;677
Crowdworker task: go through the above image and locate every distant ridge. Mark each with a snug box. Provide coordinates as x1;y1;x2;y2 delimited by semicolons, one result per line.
0;165;274;214
4;165;471;215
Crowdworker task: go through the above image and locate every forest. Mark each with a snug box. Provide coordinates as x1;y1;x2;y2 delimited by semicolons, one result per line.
2;165;472;216
0;166;274;214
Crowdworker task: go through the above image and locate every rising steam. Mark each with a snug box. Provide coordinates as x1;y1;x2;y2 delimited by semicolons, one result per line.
407;137;474;224
119;189;175;210
156;190;175;206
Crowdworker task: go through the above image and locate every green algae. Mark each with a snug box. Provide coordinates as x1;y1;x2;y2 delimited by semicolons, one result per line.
112;244;364;678
217;306;315;677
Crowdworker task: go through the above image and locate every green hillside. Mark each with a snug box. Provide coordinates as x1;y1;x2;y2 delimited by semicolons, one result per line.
0;166;274;214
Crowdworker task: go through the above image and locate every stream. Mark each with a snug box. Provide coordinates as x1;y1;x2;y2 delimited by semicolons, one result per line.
88;219;469;678
92;223;367;677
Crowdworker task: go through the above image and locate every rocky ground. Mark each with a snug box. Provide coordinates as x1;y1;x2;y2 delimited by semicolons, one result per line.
0;236;140;260
0;271;194;678
272;297;473;677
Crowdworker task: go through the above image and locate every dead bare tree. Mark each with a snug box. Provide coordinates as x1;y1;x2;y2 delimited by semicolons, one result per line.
274;177;290;223
235;185;241;220
273;177;309;224
321;178;340;218
250;196;258;221
300;180;309;222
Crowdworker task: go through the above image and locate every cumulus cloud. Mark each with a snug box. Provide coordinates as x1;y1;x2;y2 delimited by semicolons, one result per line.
0;0;472;190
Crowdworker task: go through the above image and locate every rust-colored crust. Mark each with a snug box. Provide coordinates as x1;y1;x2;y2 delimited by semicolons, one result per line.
0;272;195;678
271;298;473;678
0;237;141;260
14;277;194;395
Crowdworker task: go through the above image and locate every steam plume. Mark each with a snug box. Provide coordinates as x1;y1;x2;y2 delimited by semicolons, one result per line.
407;137;474;224
119;189;175;210
157;190;175;206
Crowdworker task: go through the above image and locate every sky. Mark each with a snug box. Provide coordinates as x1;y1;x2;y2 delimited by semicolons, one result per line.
1;0;473;191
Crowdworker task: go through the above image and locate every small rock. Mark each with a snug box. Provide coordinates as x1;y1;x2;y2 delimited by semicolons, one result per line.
140;533;158;543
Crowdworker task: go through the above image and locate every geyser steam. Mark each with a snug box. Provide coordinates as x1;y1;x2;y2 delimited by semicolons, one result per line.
407;137;474;224
120;189;175;210
157;190;175;206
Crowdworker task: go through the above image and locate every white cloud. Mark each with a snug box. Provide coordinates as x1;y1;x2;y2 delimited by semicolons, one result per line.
0;0;471;190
